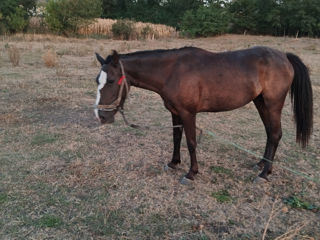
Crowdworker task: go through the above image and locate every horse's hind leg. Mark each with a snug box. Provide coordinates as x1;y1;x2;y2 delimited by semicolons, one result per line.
254;95;283;180
253;95;271;169
167;113;183;169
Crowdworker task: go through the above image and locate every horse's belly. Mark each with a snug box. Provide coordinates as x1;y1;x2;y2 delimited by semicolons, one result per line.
199;84;261;112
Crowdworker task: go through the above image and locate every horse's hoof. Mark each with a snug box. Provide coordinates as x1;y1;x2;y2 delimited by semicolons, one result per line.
253;176;268;184
164;164;171;172
167;162;178;169
252;164;261;171
180;176;193;185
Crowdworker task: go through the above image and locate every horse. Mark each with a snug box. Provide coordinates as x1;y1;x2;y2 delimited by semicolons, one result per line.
93;46;313;182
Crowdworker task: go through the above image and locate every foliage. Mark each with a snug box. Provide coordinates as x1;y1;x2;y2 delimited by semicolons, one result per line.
44;0;102;35
228;0;320;37
99;0;320;38
279;0;320;37
0;0;36;33
181;4;231;37
228;0;257;34
101;0;203;30
111;19;135;40
284;196;319;212
2;0;320;37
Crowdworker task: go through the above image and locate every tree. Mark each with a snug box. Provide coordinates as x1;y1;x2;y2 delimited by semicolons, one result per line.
280;0;320;37
228;0;257;34
0;0;36;33
181;4;231;37
255;0;281;35
163;0;204;28
45;0;102;35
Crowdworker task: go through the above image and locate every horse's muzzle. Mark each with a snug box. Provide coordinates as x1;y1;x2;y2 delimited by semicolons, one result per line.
98;111;115;124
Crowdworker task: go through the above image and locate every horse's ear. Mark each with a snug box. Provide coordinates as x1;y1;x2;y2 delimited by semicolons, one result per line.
111;50;119;66
95;53;105;66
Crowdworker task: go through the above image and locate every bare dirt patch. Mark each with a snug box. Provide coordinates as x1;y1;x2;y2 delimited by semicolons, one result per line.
0;34;319;239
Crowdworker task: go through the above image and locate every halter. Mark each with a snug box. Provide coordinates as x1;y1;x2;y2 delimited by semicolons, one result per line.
94;60;129;112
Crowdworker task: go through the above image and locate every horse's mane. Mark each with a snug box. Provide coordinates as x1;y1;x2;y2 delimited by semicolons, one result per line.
120;46;197;58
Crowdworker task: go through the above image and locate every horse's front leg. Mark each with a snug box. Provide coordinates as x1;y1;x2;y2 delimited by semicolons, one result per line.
167;113;183;169
181;112;198;180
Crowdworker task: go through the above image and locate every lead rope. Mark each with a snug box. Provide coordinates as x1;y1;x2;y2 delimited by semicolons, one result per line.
119;108;319;183
118;108;203;142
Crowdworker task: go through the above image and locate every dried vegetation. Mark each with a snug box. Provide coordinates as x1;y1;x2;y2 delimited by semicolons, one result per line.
0;34;319;239
7;45;20;66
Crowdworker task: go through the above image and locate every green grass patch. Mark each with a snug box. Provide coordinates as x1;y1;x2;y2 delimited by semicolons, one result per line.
31;133;60;146
210;165;233;175
35;215;63;228
85;209;125;236
0;193;8;204
212;190;232;203
284;196;319;212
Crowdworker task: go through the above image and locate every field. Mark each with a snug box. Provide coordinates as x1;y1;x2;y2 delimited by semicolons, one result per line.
0;34;319;239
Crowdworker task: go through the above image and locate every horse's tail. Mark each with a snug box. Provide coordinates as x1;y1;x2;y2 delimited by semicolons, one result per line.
286;52;313;148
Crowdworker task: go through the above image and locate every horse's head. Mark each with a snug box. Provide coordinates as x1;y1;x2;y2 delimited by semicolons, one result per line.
94;50;128;124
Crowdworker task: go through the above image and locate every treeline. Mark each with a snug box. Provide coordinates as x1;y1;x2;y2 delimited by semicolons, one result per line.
1;0;319;38
102;0;320;37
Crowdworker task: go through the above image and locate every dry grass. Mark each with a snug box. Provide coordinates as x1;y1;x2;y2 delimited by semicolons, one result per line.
78;18;178;39
7;45;20;66
43;49;57;67
0;34;319;240
78;18;116;36
28;17;178;40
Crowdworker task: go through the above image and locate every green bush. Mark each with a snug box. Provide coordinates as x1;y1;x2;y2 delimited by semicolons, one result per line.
0;0;36;34
44;0;102;35
111;19;135;40
181;5;231;37
6;6;28;32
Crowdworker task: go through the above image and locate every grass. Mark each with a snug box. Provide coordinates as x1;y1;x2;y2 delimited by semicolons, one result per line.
35;215;63;228
210;165;233;176
76;18;178;39
31;132;60;146
0;193;8;204
284;196;319;212
0;34;319;239
7;45;20;66
211;190;233;203
42;49;57;67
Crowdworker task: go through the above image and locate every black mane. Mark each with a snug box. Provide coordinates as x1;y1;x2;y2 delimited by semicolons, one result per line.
120;46;197;58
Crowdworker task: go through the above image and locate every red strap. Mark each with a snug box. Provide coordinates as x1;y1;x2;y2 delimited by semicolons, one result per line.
118;75;125;85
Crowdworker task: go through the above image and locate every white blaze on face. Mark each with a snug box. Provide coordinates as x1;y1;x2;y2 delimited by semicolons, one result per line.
94;70;107;119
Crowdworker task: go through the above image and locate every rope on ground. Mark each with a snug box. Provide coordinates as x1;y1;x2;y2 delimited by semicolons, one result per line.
205;130;320;184
119;109;319;184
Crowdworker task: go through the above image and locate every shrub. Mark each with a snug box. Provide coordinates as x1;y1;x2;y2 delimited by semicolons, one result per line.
44;0;102;35
0;0;36;33
6;6;29;32
28;17;48;34
111;20;135;40
7;45;20;67
141;25;154;39
181;5;231;37
43;49;57;68
78;18;177;39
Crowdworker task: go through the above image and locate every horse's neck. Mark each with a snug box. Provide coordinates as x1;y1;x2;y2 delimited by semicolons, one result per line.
122;58;168;94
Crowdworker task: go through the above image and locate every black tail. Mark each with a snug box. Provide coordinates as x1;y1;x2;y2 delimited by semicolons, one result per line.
286;53;313;148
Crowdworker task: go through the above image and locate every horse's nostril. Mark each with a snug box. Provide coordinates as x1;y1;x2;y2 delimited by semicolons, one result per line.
99;115;107;123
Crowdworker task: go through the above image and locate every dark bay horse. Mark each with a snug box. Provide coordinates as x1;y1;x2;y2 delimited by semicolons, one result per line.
94;46;313;182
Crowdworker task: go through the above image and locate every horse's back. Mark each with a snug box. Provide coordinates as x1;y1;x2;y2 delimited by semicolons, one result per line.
166;46;294;113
